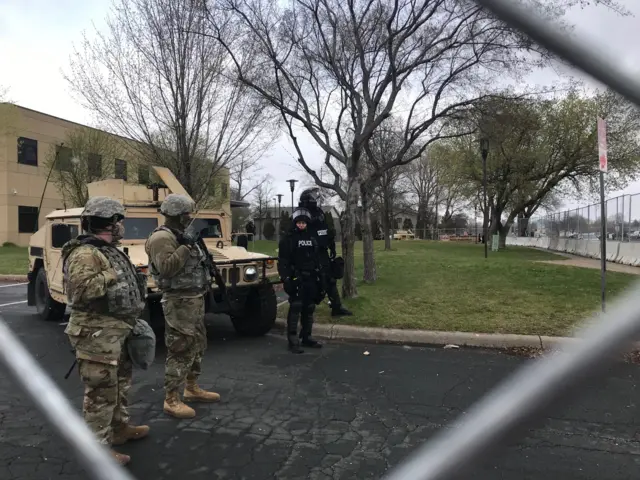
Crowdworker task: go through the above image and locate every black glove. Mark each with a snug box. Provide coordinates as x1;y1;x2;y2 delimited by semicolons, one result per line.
181;224;201;245
283;277;297;296
329;247;336;260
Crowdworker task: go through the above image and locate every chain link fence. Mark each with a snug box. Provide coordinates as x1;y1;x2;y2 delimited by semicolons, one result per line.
513;194;640;241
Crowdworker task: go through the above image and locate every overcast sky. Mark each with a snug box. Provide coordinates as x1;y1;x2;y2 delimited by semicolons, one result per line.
1;0;639;213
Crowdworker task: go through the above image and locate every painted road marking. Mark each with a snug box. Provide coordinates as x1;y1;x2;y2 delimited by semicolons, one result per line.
0;283;28;289
0;300;27;309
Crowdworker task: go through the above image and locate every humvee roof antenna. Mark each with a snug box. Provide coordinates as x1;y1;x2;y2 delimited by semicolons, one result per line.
36;142;64;232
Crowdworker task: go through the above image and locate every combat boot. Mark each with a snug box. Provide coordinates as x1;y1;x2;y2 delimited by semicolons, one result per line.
184;380;221;402
112;424;150;446
331;305;353;317
163;390;196;419
287;332;304;354
111;449;131;466
301;337;322;348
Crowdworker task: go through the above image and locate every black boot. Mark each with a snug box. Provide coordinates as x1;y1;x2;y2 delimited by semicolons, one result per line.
287;333;304;354
300;306;322;348
301;337;322;348
331;305;353;317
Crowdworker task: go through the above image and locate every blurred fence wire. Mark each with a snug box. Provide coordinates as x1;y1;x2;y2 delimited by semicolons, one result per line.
384;0;640;479
513;194;640;241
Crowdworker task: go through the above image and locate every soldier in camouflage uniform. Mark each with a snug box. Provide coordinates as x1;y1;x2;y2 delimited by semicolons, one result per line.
62;196;150;466
145;193;220;419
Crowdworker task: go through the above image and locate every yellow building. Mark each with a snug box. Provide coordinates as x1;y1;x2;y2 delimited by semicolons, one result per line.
0;103;229;246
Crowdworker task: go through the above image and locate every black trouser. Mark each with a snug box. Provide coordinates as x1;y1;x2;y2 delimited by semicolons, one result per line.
286;298;316;344
286;279;319;344
319;255;342;310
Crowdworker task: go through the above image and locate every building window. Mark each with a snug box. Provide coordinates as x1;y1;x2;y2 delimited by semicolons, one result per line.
221;183;228;199
17;137;38;166
115;159;127;181
88;154;102;180
56;146;73;172
18;206;39;234
138;165;150;184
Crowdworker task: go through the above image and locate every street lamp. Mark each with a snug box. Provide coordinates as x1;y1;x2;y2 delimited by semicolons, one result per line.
286;179;298;214
480;137;489;259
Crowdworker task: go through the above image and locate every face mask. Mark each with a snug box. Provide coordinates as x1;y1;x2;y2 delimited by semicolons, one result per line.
180;214;192;228
111;222;125;243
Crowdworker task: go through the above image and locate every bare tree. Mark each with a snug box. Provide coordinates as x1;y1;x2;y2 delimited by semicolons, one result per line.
202;0;612;298
251;176;274;239
230;154;266;201
65;0;278;207
43;127;121;207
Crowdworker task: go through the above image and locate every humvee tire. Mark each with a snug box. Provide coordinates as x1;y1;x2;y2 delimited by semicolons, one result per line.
230;284;277;336
34;268;66;322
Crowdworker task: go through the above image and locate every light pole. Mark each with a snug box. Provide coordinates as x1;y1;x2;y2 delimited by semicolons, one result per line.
276;194;283;239
287;179;298;214
480;137;489;259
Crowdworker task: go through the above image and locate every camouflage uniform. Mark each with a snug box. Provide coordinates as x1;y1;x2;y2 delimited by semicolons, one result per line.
62;196;149;466
145;193;220;419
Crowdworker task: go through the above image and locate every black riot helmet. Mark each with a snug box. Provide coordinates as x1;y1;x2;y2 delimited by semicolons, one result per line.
299;188;322;210
291;207;312;229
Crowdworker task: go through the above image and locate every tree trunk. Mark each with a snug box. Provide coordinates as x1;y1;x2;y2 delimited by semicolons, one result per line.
341;175;359;299
383;192;392;250
498;220;513;249
361;186;377;283
518;216;530;237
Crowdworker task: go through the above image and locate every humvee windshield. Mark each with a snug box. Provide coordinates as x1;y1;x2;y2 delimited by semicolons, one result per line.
123;217;159;240
197;218;223;238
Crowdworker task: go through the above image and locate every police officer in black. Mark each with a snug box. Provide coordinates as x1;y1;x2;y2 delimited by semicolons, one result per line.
278;207;325;354
298;188;352;317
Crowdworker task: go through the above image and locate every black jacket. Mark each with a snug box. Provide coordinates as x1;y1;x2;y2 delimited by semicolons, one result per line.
278;227;321;281
308;209;335;263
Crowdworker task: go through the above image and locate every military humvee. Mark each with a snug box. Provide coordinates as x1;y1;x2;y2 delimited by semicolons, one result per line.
26;166;280;337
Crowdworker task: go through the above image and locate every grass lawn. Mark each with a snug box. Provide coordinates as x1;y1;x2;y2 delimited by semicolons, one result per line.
277;240;639;336
0;246;29;275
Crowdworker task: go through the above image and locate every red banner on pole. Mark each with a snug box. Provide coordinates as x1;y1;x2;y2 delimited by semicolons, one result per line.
597;117;607;173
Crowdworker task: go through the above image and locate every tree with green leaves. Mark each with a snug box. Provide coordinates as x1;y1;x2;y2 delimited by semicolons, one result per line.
263;212;276;240
443;87;640;247
279;210;292;236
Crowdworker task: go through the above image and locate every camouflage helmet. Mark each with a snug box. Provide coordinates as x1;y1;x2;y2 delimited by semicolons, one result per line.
81;196;125;219
160;193;195;217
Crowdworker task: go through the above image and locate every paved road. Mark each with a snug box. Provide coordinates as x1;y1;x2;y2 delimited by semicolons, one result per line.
1;283;640;479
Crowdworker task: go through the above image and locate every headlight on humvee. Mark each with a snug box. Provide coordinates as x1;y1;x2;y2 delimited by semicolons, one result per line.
244;266;258;282
266;259;275;269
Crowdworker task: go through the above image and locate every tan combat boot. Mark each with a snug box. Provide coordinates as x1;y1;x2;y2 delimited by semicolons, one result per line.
112;424;150;446
111;449;131;465
183;380;221;403
163;390;196;419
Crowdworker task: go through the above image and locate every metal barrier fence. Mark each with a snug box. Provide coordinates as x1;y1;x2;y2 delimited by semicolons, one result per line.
513;194;640;241
1;1;639;480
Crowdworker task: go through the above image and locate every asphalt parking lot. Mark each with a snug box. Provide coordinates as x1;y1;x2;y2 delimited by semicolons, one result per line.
1;282;640;479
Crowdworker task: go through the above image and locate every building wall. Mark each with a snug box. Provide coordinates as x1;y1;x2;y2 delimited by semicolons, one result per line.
0;104;71;246
0;103;231;246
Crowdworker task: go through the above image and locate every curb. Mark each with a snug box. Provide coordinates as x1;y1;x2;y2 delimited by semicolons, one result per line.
274;318;637;350
0;275;28;282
